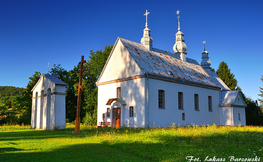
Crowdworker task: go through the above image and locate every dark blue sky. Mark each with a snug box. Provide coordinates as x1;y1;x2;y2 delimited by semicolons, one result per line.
0;0;262;101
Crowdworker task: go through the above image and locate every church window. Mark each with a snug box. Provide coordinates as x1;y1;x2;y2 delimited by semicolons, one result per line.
117;87;121;98
103;113;105;121
238;113;241;121
194;94;199;111
178;92;184;110
107;108;110;117
182;113;185;120
129;106;134;117
158;90;165;109
208;96;212;111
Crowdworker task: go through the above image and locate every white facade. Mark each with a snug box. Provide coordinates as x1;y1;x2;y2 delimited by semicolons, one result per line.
98;78;146;127
31;74;67;130
219;91;246;125
147;78;220;127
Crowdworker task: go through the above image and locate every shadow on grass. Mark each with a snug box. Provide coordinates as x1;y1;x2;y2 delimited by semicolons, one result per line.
0;127;262;162
0;127;145;141
0;147;25;153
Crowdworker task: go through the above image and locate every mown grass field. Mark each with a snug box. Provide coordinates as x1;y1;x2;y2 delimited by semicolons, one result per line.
0;124;263;162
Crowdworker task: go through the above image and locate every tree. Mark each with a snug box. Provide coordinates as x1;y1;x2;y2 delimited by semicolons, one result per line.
49;64;79;122
0;100;18;124
259;75;263;105
245;97;262;125
48;45;113;125
216;61;238;90
81;45;113;125
15;71;41;124
237;87;263;126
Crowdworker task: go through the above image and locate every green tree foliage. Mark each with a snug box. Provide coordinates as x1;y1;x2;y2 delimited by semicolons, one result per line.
81;45;113;125
0;45;113;125
216;62;262;125
0;86;24;102
0;100;17;124
259;75;263;105
216;61;237;90
0;86;24;111
237;88;263;125
49;64;79;122
0;72;41;124
245;98;262;125
210;67;215;72
82;109;97;126
15;71;41;124
83;45;113;110
49;45;113;125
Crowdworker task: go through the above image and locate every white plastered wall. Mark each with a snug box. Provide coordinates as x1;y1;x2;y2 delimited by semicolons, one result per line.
220;107;246;126
233;107;246;126
98;39;143;84
97;38;146;127
148;78;220;127
97;78;146;128
54;86;66;129
31;75;66;130
220;107;233;125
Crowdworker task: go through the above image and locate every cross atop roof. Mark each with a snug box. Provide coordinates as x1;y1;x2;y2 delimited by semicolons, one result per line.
176;10;181;31
203;40;206;51
144;10;150;27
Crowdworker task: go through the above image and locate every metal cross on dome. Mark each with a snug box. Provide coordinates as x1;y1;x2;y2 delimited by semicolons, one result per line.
144;10;150;27
176;10;181;31
47;63;50;72
203;40;206;51
176;10;180;18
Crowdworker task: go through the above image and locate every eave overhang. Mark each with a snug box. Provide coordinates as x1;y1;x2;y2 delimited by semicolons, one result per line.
219;104;247;108
97;73;221;91
106;98;127;106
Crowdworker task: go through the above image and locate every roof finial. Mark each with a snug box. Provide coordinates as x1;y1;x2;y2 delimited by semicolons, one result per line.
176;10;181;31
203;40;206;51
173;9;187;61
141;10;153;50
144;10;150;28
201;40;211;70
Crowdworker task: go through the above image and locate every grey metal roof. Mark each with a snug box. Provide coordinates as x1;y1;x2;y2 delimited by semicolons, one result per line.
44;74;67;85
120;38;227;89
205;70;230;90
220;91;246;107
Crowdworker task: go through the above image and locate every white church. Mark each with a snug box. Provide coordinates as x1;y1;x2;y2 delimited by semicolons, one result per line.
96;10;247;128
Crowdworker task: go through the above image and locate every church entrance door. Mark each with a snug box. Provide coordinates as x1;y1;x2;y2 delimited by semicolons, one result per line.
112;108;121;129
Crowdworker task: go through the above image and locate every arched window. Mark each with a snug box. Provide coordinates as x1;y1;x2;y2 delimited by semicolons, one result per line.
103;113;105;121
107;108;110;117
117;87;121;98
129;106;134;117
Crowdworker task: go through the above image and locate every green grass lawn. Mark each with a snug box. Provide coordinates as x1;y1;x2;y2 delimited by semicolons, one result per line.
0;124;263;162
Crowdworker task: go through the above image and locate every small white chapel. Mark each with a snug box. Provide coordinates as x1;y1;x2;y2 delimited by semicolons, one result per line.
31;74;67;130
96;10;247;128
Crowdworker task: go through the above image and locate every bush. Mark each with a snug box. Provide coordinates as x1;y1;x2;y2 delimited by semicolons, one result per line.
82;109;97;126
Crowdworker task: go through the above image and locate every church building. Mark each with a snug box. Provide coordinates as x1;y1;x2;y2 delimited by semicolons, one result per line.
96;10;246;128
31;74;67;130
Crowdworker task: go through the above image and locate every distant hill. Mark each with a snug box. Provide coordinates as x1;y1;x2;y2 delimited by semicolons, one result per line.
0;86;24;102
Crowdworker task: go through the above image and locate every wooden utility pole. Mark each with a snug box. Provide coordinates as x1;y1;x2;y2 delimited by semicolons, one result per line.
75;55;87;133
